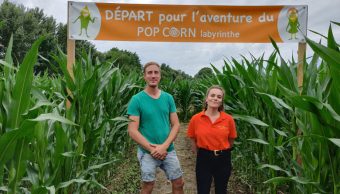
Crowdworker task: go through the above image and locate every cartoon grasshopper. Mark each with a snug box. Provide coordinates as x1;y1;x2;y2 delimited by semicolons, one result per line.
73;5;96;37
286;8;300;40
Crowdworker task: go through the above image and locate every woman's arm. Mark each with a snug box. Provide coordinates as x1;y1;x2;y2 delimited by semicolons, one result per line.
190;138;198;154
229;138;235;148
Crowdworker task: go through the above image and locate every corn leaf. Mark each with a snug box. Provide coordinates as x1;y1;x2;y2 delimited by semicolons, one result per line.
329;138;340;148
56;179;87;190
8;36;44;129
248;138;269;145
0;121;36;170
30;113;78;126
258;164;290;175
233;114;269;127
306;37;340;72
257;92;293;111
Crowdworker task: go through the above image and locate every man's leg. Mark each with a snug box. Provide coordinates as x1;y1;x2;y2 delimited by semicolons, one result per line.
141;181;155;194
171;177;184;194
161;150;184;194
137;148;159;194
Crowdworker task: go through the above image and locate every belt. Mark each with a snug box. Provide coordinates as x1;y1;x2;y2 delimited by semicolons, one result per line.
198;148;231;156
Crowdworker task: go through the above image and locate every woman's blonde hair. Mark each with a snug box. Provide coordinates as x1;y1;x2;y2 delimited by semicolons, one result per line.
203;85;225;111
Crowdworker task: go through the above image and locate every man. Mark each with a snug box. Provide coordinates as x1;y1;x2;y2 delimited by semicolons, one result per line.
127;61;184;194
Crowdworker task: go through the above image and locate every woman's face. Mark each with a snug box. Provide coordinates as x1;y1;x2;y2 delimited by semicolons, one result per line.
206;88;223;109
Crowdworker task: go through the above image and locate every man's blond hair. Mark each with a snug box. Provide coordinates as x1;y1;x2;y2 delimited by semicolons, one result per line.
143;61;160;73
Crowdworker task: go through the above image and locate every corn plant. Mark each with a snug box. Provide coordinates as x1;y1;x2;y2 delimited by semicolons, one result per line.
0;36;143;193
200;23;340;193
173;79;196;121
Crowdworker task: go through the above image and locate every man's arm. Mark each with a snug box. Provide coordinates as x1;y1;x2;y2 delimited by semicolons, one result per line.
152;112;180;158
127;115;154;152
164;112;180;147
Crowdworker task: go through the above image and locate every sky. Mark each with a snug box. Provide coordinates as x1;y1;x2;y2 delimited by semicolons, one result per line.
4;0;340;76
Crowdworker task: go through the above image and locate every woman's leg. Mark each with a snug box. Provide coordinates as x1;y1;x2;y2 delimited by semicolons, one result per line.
196;149;213;194
213;150;231;194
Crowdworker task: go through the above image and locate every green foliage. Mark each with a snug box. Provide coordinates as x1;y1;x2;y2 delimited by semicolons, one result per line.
196;22;340;193
100;47;142;74
174;80;196;121
194;67;214;79
160;63;191;82
99;147;141;194
0;36;143;193
0;1;56;64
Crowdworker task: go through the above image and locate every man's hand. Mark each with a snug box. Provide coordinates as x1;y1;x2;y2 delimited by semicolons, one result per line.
150;144;168;160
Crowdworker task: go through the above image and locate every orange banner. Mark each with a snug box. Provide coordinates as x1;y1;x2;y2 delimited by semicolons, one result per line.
68;2;307;43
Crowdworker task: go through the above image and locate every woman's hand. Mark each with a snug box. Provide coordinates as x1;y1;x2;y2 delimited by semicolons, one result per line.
190;138;197;154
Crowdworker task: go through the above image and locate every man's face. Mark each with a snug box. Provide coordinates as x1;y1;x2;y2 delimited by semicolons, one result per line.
144;65;161;88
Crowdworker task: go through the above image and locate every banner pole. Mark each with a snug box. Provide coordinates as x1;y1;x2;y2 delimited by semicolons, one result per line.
296;41;306;167
297;42;306;94
67;1;75;108
67;40;75;80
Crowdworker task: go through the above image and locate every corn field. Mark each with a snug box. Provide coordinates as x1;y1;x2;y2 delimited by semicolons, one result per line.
197;23;340;193
0;22;340;193
0;35;144;193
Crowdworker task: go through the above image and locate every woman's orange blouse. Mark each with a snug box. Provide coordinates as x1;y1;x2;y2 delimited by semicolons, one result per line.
187;111;237;151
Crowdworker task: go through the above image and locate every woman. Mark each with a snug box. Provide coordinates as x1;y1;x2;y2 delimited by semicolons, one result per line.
187;85;237;194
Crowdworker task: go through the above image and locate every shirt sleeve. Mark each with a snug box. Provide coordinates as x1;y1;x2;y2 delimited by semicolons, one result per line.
169;94;177;113
187;116;196;138
127;96;140;116
229;116;237;139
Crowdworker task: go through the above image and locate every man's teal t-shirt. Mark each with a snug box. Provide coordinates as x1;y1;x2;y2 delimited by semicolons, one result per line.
127;91;177;153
